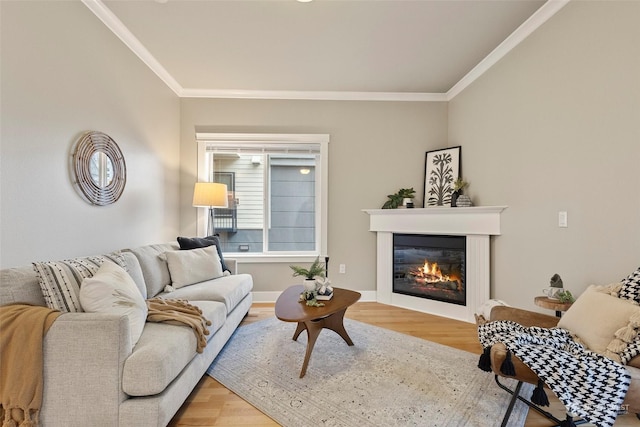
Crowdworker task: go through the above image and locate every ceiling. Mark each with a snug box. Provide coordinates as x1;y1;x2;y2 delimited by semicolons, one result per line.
87;0;565;100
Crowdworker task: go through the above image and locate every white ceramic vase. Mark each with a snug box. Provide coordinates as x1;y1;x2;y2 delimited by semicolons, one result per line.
303;279;317;292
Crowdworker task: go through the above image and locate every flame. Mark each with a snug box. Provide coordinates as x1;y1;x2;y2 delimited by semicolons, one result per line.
420;261;450;282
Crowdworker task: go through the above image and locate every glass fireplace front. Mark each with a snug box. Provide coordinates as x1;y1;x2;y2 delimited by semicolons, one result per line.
393;234;466;306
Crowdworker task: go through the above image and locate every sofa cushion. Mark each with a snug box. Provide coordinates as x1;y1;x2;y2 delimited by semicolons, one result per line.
122;300;226;396
160;274;253;313
32;252;127;313
79;261;148;347
163;245;224;289
126;243;179;298
177;235;230;273
0;266;46;307
120;251;147;299
558;286;640;358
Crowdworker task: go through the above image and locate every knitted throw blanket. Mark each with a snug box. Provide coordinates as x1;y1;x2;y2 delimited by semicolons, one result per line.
478;320;630;427
0;305;61;427
146;298;211;353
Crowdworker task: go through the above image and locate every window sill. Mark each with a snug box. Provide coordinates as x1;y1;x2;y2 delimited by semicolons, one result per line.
223;253;322;264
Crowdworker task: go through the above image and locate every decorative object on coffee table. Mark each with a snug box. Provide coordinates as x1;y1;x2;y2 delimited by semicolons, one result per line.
275;285;361;378
290;257;329;306
424;146;461;207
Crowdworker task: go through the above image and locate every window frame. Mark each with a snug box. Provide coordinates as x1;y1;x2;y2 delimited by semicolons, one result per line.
196;133;329;263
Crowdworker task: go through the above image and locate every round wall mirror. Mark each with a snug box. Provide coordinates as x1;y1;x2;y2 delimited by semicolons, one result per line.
73;131;126;205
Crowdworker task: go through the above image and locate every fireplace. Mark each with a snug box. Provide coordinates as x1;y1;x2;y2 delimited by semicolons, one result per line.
364;206;506;323
393;234;466;306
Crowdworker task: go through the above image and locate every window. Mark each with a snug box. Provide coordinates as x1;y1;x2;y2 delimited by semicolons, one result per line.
196;133;329;260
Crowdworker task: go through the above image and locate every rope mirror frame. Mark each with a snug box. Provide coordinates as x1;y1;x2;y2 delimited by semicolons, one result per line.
72;131;126;206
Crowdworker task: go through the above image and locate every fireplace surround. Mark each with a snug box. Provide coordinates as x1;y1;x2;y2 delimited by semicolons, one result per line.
364;206;506;323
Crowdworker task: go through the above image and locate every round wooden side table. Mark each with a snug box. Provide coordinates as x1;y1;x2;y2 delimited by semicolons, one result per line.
534;296;573;317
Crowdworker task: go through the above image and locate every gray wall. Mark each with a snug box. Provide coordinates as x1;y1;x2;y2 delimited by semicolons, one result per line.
179;99;448;293
448;1;640;311
0;1;181;267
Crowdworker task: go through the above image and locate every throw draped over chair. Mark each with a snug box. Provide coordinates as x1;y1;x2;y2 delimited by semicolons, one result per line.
478;305;640;427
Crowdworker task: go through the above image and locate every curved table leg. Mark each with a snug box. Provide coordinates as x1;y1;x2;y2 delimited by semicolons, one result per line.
322;308;354;346
297;309;354;378
299;319;324;378
292;322;306;341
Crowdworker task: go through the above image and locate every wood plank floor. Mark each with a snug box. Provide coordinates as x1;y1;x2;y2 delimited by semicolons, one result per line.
168;302;639;427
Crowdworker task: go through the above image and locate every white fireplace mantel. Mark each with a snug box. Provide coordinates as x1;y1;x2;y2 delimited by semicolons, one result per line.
363;206;507;323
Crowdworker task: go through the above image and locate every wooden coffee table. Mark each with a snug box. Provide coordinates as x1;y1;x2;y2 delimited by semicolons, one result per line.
275;285;361;378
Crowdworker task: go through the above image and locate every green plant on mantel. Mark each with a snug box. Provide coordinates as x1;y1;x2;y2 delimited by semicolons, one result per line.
453;178;468;193
382;188;416;209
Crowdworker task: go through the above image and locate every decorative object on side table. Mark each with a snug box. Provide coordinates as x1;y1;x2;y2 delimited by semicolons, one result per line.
382;187;416;209
290;257;332;306
424;146;461;207
536;273;575;316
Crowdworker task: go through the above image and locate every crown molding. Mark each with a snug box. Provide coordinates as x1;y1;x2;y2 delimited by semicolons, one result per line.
181;88;447;102
81;0;183;96
446;0;570;101
84;0;568;102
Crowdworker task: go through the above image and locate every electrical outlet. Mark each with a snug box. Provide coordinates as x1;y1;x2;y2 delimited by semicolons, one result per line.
339;264;346;274
558;211;568;228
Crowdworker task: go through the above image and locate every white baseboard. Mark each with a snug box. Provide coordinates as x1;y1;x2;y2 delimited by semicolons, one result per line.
252;290;377;303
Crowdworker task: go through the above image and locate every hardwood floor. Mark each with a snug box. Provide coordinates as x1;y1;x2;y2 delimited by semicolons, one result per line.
168;302;639;427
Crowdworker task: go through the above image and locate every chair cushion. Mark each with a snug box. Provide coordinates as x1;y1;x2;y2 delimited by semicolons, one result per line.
619;266;640;304
122;300;226;396
558;286;640;359
160;274;253;313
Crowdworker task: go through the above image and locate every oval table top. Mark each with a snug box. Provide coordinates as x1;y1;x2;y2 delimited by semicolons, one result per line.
275;285;361;323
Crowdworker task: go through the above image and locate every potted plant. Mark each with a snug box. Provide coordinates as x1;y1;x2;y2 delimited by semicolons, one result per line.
290;257;326;289
382;187;416;209
290;257;332;306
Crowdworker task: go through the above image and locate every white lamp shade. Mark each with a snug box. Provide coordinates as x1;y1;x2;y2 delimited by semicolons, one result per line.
193;182;229;208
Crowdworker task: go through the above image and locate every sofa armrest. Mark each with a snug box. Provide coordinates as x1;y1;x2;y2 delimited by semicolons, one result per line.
41;312;132;427
489;306;560;329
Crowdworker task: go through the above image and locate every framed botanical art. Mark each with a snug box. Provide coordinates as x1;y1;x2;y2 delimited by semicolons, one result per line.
423;146;461;207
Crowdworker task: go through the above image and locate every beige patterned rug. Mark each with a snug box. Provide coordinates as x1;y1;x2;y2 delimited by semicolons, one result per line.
207;317;531;427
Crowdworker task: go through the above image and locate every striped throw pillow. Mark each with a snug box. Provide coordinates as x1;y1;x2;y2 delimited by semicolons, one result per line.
33;252;126;312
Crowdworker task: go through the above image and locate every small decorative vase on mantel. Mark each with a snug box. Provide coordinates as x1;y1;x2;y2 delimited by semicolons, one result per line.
456;194;473;207
451;191;460;207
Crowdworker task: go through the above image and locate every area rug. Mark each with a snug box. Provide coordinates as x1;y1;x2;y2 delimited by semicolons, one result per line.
207;317;532;427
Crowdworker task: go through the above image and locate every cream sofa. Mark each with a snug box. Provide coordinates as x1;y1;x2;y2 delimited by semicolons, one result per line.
0;241;253;427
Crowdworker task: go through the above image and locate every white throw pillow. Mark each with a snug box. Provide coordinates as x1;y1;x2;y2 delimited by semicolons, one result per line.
79;260;147;348
558;285;640;355
163;245;224;289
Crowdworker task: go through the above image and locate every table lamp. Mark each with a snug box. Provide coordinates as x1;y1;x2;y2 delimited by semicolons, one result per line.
193;182;228;236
